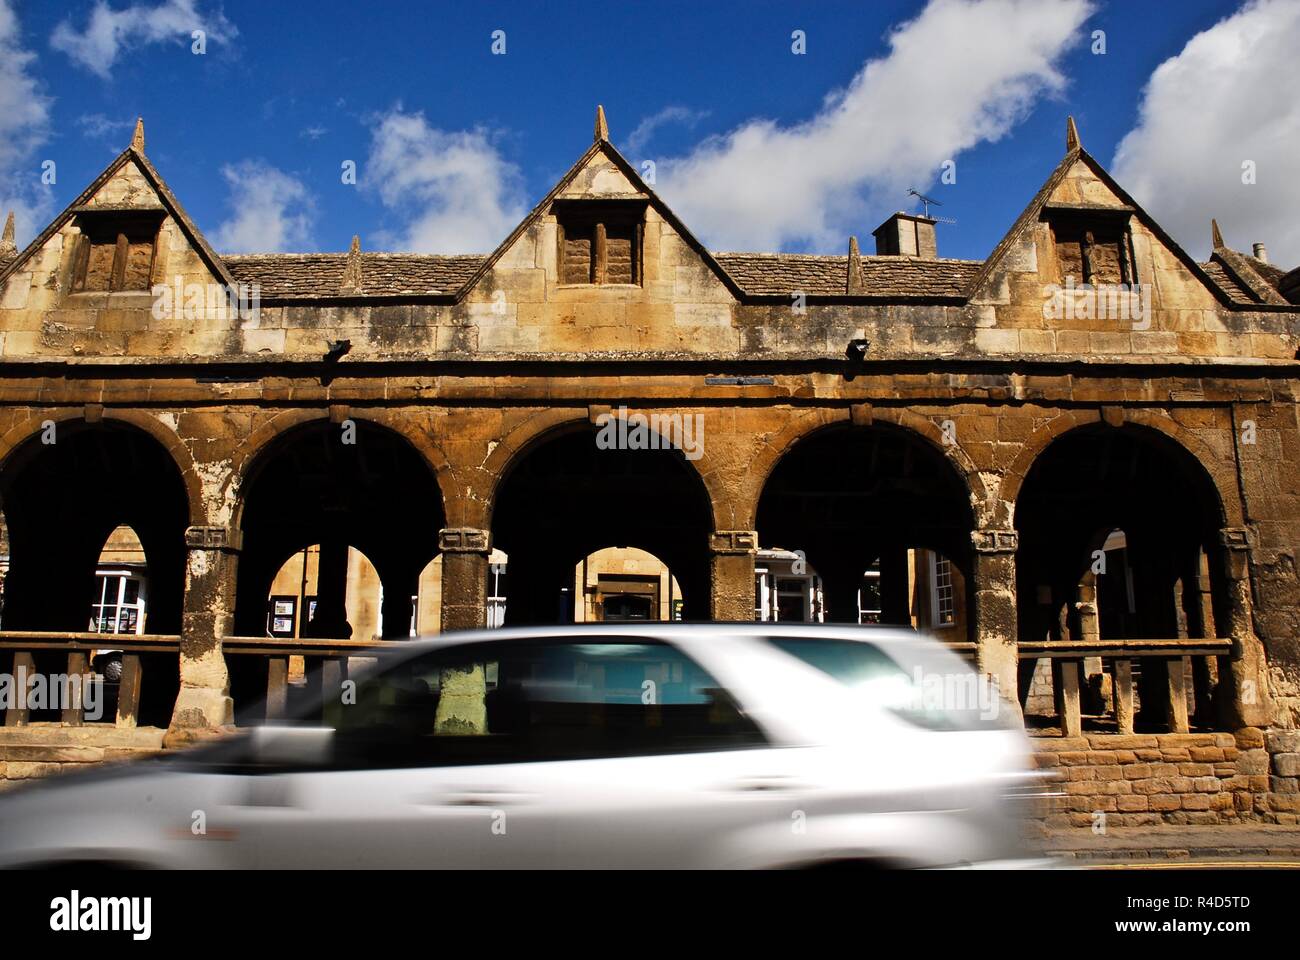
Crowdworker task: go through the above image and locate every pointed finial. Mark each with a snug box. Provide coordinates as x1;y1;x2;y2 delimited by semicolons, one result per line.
130;117;145;152
1211;218;1225;249
340;235;363;292
1065;115;1080;152
847;236;865;294
594;104;609;143
0;211;15;258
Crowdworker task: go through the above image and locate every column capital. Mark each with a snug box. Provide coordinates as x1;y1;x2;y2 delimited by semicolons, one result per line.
1218;526;1253;551
971;528;1018;554
439;526;491;554
709;530;758;555
185;525;242;552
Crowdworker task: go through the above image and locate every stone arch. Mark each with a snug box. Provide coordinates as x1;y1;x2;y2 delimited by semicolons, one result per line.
483;407;723;532
0;416;192;640
228;409;455;532
0;409;207;526
1002;410;1238;527
743;406;990;530
480;409;589;530
753;409;979;632
1011;416;1230;653
488;411;716;624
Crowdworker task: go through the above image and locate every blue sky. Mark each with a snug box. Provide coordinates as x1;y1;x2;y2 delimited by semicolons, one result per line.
3;0;1298;264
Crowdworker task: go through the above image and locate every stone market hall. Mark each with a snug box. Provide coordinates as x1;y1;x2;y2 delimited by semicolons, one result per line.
1;111;1298;825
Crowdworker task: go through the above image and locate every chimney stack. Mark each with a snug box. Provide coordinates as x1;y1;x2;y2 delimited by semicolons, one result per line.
1252;242;1268;263
872;212;937;259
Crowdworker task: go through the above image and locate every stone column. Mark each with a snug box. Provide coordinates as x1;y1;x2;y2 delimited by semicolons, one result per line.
302;538;352;638
971;528;1022;721
710;530;757;622
435;527;490;734
1214;527;1274;728
439;527;490;633
169;525;237;731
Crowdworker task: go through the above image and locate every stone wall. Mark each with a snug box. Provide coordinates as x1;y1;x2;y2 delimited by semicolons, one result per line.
1033;728;1300;828
0;726;165;790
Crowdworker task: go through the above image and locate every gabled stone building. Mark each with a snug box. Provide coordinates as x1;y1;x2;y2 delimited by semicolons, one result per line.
0;109;1298;796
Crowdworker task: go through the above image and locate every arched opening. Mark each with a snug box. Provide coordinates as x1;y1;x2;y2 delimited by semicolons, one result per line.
232;419;444;712
1014;424;1226;729
573;546;683;622
491;425;712;625
0;422;189;727
756;423;974;637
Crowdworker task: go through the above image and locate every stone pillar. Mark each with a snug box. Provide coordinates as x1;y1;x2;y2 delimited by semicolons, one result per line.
879;544;911;626
1214;527;1274;728
971;528;1022;721
439;527;490;633
710;530;757;622
435;527;490;734
303;538;352;638
820;564;865;624
169;525;237;731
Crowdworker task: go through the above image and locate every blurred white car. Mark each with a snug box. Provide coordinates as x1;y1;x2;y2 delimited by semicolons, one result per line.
0;624;1052;869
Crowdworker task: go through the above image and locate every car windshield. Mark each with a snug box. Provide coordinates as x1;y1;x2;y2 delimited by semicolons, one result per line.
764;636;1011;731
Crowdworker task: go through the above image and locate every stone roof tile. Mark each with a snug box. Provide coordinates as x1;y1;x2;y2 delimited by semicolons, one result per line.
711;252;980;298
223;252;486;298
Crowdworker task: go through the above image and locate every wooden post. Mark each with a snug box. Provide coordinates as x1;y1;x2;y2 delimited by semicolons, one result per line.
1112;658;1135;735
5;652;34;726
63;651;88;726
1191;657;1216;725
1166;655;1190;733
115;654;142;729
594;221;607;283
321;658;345;726
267;657;289;720
1052;658;1082;737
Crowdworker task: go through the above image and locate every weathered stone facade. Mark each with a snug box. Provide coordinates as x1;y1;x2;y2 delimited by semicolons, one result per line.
0;113;1297;761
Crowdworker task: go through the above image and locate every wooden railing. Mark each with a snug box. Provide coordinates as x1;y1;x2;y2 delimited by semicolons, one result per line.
222;635;405;720
0;631;181;729
1018;638;1231;736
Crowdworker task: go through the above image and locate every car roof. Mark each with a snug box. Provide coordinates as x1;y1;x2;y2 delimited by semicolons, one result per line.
397;621;932;653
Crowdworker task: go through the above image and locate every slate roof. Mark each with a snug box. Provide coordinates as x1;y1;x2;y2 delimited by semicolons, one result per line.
1200;260;1258;305
1206;247;1290;305
711;253;980;298
223;253;485;298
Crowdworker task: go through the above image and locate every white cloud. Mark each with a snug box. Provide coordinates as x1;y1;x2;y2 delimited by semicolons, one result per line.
656;0;1092;252
624;106;709;157
76;113;137;140
0;0;54;246
365;107;526;254
51;0;236;79
211;161;315;254
1112;0;1300;267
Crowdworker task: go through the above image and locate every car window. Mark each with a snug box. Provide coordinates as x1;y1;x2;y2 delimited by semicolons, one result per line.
320;638;767;769
765;636;1009;731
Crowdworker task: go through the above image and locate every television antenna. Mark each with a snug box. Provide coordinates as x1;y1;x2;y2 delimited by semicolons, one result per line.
907;188;957;224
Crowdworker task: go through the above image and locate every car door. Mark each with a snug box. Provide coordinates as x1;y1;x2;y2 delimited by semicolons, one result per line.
449;637;807;869
215;642;530;869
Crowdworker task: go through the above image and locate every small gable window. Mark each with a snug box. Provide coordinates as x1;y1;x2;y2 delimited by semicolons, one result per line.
70;211;164;293
1047;212;1137;287
555;201;644;286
